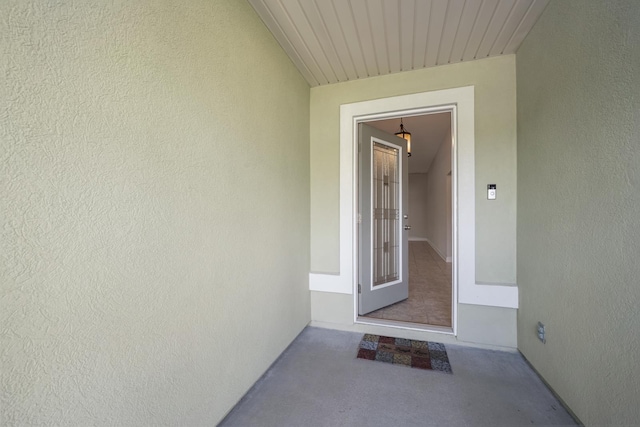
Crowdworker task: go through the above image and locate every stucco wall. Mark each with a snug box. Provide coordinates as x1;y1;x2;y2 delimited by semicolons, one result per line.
310;55;517;285
1;1;310;425
517;0;640;424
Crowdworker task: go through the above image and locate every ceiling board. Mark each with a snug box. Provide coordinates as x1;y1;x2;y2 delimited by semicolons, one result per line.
249;0;550;87
413;0;431;69
489;0;530;56
314;1;357;81
462;0;499;61
437;0;465;65
399;0;416;71
382;0;401;74
298;0;347;82
425;0;447;67
449;0;483;63
476;0;517;58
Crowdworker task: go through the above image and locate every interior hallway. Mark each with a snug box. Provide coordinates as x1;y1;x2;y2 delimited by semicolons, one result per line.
220;327;577;426
365;241;452;327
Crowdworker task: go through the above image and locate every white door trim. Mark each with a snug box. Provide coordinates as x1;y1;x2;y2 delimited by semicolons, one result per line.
309;86;518;334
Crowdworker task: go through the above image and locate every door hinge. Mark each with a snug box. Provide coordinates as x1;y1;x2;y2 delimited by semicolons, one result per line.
357;213;362;224
358;284;361;294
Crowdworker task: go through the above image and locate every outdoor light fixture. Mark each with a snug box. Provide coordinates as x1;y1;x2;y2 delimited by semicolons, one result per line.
395;118;412;157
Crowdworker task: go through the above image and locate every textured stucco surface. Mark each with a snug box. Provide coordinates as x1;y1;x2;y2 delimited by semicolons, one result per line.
1;1;310;425
310;291;518;349
517;0;640;424
310;55;517;285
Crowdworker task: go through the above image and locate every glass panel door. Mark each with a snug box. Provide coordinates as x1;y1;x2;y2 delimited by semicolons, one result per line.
372;142;400;286
358;123;409;315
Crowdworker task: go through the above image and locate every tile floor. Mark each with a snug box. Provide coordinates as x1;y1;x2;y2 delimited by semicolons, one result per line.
364;241;452;327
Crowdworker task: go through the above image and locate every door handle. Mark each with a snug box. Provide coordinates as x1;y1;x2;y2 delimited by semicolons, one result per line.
404;225;411;230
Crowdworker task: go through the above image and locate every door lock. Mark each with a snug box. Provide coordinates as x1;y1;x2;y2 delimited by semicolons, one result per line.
404;225;411;230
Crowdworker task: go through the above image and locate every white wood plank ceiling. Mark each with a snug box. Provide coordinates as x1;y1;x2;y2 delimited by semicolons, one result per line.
248;0;549;87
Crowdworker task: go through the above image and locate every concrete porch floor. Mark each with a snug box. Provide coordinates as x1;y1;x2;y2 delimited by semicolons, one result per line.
220;327;577;426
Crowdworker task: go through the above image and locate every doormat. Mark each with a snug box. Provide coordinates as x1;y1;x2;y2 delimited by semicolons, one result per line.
356;334;452;373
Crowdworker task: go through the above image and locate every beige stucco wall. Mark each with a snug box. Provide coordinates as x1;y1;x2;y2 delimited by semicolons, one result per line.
310;292;517;349
1;1;310;425
517;0;640;424
310;55;517;285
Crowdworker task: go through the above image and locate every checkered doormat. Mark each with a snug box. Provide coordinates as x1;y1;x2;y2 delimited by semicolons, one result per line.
356;334;452;373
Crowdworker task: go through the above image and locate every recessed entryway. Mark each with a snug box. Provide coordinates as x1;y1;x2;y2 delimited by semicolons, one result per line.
307;86;487;338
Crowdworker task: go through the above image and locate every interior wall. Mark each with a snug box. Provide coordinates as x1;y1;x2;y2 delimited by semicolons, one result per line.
408;173;429;240
1;1;310;425
423;129;452;261
516;0;640;424
408;127;452;263
310;55;517;285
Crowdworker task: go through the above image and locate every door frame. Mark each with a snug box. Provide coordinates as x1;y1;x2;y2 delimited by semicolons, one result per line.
355;106;458;334
339;86;475;338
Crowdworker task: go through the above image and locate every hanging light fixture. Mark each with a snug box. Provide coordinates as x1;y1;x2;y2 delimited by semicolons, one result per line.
395;118;412;157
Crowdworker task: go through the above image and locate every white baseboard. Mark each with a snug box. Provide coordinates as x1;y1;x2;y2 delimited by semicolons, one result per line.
409;237;450;263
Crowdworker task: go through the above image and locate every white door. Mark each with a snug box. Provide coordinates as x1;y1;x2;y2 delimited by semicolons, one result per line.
358;123;409;315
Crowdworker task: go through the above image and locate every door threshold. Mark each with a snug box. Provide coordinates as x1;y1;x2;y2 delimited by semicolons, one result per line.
356;316;454;335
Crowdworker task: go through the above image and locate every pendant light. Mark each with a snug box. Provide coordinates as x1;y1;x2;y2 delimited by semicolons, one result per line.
395;118;412;157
